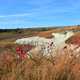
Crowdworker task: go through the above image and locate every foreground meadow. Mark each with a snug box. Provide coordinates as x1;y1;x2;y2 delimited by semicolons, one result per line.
0;44;80;80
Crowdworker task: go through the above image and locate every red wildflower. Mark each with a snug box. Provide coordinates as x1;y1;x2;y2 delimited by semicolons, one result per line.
16;44;34;60
16;47;21;51
16;46;27;59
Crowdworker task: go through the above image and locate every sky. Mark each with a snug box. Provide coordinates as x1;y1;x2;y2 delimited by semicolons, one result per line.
0;0;80;29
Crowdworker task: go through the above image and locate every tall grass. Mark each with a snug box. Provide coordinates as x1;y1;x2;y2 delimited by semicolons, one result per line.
0;46;80;80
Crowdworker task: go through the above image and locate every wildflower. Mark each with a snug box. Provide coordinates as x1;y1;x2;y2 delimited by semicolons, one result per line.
16;46;27;59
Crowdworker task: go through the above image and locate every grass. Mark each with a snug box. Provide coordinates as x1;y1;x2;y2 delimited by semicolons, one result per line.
0;45;80;80
0;39;15;48
0;27;80;80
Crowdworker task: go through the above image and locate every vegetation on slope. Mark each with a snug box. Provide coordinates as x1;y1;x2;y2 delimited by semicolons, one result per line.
0;44;80;80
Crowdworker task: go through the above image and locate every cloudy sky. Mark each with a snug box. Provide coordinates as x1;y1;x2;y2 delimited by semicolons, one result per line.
0;0;80;29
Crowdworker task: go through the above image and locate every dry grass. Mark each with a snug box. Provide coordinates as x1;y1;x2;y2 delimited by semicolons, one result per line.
0;26;80;80
0;46;80;80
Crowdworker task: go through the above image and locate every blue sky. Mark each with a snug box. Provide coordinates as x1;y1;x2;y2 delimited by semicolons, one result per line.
0;0;80;29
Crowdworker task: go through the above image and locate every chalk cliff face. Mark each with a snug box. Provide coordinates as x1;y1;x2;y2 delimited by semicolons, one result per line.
15;31;74;49
52;31;74;47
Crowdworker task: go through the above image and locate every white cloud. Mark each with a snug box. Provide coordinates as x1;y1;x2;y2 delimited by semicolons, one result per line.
0;13;32;18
